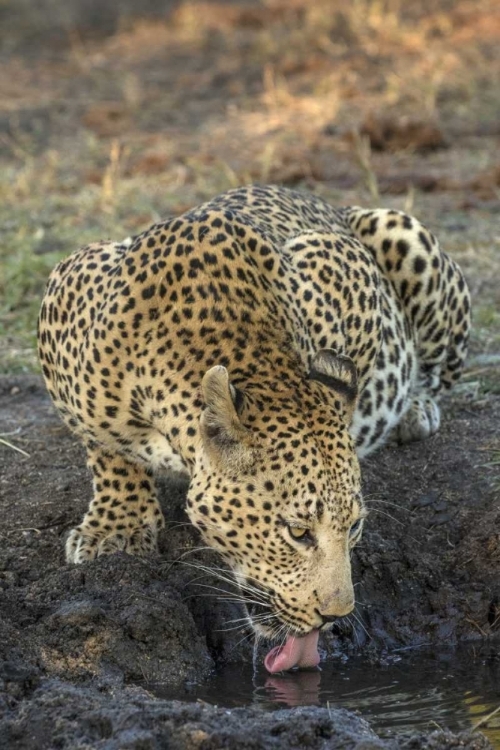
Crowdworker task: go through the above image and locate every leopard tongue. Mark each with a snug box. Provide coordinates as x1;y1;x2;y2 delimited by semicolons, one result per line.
264;630;320;674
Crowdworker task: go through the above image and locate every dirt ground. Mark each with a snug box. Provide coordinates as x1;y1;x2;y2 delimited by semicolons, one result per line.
1;0;500;747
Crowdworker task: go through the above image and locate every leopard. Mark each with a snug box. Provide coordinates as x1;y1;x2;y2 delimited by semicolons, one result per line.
38;185;470;667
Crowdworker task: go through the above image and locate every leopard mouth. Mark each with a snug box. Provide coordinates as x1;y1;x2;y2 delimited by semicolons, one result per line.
240;579;318;635
243;589;305;635
243;599;321;673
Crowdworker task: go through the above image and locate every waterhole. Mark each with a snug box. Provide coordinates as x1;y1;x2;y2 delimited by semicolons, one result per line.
151;644;500;746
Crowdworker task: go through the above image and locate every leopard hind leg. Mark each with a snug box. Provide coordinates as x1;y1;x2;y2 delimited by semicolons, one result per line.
343;206;471;448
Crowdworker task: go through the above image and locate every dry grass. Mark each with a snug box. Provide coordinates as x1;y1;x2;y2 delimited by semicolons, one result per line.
0;0;499;382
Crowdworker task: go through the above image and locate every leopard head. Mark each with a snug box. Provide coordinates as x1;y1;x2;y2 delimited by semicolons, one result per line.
186;349;364;638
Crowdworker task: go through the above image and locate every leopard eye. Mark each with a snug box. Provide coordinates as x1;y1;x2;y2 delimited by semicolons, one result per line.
288;525;311;542
349;519;363;537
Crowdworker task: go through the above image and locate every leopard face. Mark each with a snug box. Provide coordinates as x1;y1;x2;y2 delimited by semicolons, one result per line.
186;356;365;636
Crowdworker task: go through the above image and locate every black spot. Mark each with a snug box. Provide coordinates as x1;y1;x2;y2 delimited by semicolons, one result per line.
396;240;409;258
142;285;156;300
413;256;427;274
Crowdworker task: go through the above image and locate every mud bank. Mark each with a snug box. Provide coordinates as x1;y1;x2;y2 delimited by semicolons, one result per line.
1;375;499;747
0;679;493;750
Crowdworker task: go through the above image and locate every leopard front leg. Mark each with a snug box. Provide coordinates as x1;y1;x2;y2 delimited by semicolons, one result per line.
66;447;165;564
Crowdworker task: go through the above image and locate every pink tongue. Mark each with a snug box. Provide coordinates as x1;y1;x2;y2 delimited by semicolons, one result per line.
264;630;320;674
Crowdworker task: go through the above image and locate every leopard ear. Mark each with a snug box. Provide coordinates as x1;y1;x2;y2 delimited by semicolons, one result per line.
309;349;358;415
200;366;254;470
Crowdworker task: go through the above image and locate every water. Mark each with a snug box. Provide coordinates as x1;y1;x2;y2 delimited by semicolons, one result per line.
152;644;500;746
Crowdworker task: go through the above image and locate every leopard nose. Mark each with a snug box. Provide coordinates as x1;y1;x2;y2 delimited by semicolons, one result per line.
318;588;355;618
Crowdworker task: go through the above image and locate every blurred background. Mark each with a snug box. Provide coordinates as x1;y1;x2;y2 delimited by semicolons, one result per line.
0;0;499;376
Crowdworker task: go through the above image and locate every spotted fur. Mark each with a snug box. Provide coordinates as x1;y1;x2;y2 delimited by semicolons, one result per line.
38;185;470;636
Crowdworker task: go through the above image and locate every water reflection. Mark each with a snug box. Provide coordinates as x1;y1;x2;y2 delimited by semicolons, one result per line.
151;644;500;746
265;670;321;707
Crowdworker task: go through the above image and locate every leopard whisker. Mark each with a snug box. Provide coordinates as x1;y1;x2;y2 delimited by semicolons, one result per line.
351;610;371;640
190;581;271;608
364;498;411;512
345;615;361;647
363;508;406;526
226;629;255;657
219;611;278;631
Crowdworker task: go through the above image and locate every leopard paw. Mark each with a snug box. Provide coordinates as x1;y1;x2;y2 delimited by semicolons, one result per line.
394;395;440;444
65;519;164;564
